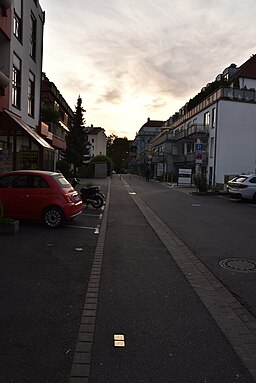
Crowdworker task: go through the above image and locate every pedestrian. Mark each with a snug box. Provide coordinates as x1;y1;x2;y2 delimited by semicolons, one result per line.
145;167;150;182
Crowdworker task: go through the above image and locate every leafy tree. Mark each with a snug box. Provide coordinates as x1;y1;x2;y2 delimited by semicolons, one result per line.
41;105;59;124
64;96;88;176
107;136;129;173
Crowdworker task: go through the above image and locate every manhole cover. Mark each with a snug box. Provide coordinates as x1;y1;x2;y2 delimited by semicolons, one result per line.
219;258;256;272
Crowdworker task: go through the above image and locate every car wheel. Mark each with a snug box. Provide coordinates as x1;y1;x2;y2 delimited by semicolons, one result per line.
43;207;64;228
253;193;256;202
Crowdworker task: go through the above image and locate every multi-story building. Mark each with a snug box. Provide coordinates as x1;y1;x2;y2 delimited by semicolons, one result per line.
136;56;256;186
167;55;256;187
40;72;74;167
132;118;165;175
0;0;54;174
86;125;106;157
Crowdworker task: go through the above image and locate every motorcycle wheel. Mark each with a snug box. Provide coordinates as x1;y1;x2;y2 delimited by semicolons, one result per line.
91;194;104;208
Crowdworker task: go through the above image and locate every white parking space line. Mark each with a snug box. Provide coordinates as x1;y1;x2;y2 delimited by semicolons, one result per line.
66;225;98;231
83;213;102;218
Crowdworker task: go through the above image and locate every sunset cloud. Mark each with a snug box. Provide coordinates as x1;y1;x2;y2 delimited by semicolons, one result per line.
40;0;256;138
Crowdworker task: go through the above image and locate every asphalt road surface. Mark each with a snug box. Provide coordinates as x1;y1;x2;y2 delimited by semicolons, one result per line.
0;179;108;383
2;175;256;382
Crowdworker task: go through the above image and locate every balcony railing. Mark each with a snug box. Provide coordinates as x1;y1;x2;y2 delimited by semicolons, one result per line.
0;0;12;8
187;124;208;136
171;86;256;129
174;124;208;140
173;152;208;164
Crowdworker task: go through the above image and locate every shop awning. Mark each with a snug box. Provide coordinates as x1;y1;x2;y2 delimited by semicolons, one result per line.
2;109;54;150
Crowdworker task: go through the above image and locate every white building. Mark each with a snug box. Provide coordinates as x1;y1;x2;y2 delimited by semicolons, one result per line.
168;55;256;186
0;0;54;174
86;125;106;157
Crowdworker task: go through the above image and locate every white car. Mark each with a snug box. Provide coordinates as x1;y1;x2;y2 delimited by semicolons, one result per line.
227;174;256;200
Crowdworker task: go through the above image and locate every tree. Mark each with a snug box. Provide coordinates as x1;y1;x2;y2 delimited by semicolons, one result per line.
64;96;88;176
107;136;129;173
41;104;59;125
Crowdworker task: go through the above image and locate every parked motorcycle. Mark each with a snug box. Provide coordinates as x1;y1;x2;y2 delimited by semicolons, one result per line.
71;178;105;208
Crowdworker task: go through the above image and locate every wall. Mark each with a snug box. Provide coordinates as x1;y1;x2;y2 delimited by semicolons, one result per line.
9;0;44;128
216;100;256;183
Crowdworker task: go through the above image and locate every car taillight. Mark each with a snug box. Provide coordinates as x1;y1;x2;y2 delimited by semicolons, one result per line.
238;184;248;189
64;194;73;203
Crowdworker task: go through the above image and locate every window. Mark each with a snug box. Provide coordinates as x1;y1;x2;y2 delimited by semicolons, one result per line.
12;175;29;188
212;108;216;128
91;138;94;143
210;137;214;158
30;13;37;60
13;12;22;41
28;71;35;117
204;111;210;126
12;54;21;109
31;176;49;188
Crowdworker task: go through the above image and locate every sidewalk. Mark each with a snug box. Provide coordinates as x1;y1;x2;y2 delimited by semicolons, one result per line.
69;175;254;382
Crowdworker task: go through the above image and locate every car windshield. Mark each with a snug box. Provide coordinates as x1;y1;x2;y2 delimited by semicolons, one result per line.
53;174;72;188
235;176;248;183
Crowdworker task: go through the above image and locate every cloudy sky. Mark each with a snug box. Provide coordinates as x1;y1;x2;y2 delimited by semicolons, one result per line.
39;0;255;139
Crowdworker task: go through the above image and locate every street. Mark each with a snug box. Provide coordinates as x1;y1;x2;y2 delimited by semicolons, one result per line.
1;175;256;382
126;175;256;319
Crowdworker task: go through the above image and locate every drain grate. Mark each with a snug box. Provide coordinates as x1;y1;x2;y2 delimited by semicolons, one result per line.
219;258;256;272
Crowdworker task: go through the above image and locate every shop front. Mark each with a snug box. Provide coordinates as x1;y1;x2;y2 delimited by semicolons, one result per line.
0;109;54;175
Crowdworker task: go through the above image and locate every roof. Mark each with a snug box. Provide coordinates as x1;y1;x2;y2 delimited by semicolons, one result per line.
86;127;105;135
235;55;256;80
141;119;165;128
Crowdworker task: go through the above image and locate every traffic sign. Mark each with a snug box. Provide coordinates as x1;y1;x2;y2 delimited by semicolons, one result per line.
195;143;203;151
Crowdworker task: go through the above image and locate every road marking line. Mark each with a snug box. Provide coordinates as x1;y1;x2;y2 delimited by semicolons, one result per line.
94;225;100;234
66;225;98;230
82;213;102;218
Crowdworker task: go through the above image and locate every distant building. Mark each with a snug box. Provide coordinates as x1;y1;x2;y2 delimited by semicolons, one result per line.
132;118;165;175
0;0;54;174
85;125;106;157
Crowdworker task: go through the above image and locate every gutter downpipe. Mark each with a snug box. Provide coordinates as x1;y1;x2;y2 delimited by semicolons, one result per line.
213;99;219;188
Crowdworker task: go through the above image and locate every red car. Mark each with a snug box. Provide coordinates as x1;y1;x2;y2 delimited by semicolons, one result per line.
0;170;83;228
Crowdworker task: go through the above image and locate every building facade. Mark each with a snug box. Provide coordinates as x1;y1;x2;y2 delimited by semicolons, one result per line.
0;0;54;174
167;55;256;186
132;118;165;176
86;125;106;157
131;56;256;186
40;72;74;168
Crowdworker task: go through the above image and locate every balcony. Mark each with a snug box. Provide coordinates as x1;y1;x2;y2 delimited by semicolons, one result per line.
173;152;208;165
0;0;12;8
174;124;208;142
171;86;256;130
0;70;9;88
187;124;209;137
174;130;186;140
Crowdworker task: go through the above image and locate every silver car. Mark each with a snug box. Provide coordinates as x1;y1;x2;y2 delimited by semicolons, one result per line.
227;174;256;200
